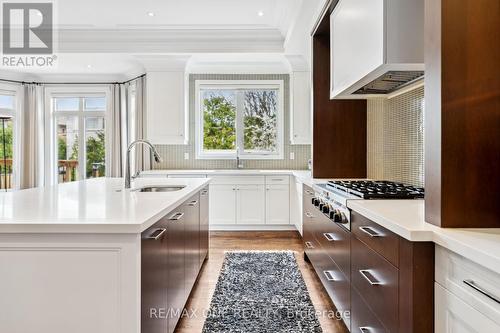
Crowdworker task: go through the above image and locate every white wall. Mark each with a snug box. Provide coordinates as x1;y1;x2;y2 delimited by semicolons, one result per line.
284;0;329;67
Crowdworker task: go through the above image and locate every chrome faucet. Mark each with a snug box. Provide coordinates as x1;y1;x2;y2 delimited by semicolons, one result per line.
125;140;163;189
236;146;244;169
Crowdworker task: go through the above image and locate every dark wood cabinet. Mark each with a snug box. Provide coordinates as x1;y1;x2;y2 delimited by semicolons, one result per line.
166;207;186;333
184;193;200;298
199;187;209;266
351;287;388;333
141;190;209;333
302;184;434;333
424;0;500;227
311;2;367;179
351;211;400;268
141;216;169;333
351;237;399;332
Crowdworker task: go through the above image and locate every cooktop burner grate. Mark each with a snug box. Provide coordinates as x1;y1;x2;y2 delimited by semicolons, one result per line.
326;180;424;199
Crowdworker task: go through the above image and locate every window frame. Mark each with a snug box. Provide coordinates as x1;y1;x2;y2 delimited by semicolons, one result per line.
44;86;112;185
0;83;21;190
195;80;284;160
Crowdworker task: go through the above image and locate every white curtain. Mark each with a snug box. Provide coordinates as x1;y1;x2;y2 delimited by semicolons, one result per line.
108;76;149;177
109;83;127;177
19;83;44;189
131;76;151;173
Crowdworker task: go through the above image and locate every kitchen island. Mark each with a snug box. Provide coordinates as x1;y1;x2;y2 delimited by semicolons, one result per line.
0;177;210;333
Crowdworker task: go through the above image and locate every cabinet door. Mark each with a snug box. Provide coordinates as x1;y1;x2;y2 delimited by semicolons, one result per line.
265;184;290;225
290;72;311;144
236;185;266;225
435;283;500;333
290;181;303;234
146;71;186;144
199;187;209;266
330;0;384;97
184;193;200;298
141;218;169;333
166;208;185;333
209;185;236;225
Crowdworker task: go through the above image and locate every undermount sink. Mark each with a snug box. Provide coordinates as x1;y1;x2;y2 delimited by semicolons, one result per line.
133;185;186;192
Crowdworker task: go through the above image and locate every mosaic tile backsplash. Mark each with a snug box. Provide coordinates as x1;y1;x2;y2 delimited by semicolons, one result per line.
367;86;425;187
153;74;311;170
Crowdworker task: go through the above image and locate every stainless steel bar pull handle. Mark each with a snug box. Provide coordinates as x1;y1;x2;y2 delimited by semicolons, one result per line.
323;270;337;281
323;233;336;241
305;241;314;249
188;200;198;206
359;270;382;285
147;228;167;240
463;279;500;304
169;212;184;221
359;327;372;333
359;226;383;237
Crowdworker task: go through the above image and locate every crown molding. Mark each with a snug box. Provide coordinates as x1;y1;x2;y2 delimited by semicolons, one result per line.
56;28;285;53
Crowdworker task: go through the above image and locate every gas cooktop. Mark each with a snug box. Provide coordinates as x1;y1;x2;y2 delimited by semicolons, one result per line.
326;180;424;199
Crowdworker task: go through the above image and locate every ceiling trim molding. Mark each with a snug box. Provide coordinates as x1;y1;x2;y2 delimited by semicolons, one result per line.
57;28;285;53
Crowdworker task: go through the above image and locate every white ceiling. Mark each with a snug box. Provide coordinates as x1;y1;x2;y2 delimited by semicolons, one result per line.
0;0;324;79
56;0;302;35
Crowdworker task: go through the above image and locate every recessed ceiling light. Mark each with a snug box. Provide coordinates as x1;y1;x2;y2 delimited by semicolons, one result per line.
257;11;264;17
147;12;155;17
87;64;92;69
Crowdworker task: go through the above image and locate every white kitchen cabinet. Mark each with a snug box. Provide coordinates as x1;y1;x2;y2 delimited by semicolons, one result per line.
330;0;424;98
435;283;500;333
290;180;303;235
265;185;290;225
236;185;266;225
290;71;311;144
209;185;237;225
146;71;188;144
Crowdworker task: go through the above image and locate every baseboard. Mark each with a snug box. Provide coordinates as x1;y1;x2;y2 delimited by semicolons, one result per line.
210;224;298;231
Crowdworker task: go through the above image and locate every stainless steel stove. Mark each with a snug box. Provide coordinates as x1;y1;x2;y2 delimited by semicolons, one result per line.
312;180;425;231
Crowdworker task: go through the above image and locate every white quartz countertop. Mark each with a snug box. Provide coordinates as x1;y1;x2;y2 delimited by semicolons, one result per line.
142;169;308;176
0;177;210;234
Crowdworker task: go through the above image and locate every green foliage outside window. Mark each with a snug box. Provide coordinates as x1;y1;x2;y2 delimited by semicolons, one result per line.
203;94;236;150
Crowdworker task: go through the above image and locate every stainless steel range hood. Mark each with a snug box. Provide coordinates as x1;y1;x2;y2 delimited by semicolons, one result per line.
353;71;424;95
330;0;424;99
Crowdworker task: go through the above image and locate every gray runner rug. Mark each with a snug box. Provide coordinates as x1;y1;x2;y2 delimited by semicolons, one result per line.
202;251;323;333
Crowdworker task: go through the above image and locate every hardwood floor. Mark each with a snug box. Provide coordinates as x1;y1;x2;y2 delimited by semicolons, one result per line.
175;231;349;333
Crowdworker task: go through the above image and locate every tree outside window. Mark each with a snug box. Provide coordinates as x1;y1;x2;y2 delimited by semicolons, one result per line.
198;81;283;159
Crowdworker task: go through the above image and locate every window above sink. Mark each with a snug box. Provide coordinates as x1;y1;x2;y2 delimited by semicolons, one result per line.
194;80;284;160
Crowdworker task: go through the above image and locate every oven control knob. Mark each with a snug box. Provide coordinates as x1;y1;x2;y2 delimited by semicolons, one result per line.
319;203;325;210
314;199;321;207
329;209;344;223
311;198;316;205
322;205;330;214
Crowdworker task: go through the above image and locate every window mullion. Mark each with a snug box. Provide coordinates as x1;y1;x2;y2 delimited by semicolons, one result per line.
78;98;85;180
236;90;244;155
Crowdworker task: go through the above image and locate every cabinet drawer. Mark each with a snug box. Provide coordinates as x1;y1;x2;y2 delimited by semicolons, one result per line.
315;214;351;280
352;210;399;268
316;253;351;330
435;246;500;324
351;237;399;332
436;283;500;333
303;185;315;198
265;175;290;185
351;286;388;333
210;175;265;185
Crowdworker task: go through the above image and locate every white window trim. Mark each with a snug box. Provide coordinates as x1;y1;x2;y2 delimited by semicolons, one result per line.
194;80;284;160
0;83;22;190
44;86;112;185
